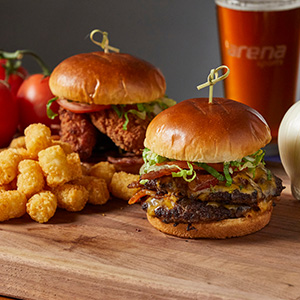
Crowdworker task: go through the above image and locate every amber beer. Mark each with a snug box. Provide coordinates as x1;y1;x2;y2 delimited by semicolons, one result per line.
216;0;300;140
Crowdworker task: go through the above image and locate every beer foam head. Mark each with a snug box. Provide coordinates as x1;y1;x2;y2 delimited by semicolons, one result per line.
215;0;300;11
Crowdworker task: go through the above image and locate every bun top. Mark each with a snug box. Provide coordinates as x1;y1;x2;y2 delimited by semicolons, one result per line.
49;52;166;105
144;98;271;163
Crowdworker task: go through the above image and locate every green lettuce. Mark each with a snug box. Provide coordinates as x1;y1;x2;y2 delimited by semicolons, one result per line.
46;97;58;119
171;162;196;182
140;148;169;174
112;97;176;130
139;148;267;186
194;162;225;182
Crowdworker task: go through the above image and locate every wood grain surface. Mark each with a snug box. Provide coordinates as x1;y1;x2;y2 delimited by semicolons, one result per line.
0;162;299;300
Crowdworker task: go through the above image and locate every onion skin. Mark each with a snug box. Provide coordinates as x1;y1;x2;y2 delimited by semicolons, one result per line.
278;101;300;200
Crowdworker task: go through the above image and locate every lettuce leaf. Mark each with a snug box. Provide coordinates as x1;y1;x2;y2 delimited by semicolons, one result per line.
171;162;196;182
46;97;58;119
112;97;176;130
140;148;169;174
194;162;225;182
139;148;267;185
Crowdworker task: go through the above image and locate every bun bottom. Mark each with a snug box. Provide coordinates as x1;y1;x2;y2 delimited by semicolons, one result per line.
147;203;273;239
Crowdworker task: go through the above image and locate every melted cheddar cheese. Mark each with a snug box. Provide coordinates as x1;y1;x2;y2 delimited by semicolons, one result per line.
144;165;277;218
192;165;277;201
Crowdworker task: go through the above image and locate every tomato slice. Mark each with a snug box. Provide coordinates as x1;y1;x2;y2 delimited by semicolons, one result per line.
57;99;111;113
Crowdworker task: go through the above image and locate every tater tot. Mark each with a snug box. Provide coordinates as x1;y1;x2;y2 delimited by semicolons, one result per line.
89;161;116;185
0;149;22;185
26;191;57;223
17;160;45;198
9;136;26;149
24;123;52;157
110;172;140;201
73;175;110;205
52;140;73;155
12;147;36;160
53;183;88;212
66;153;82;181
38;145;72;187
0;190;27;221
86;177;110;205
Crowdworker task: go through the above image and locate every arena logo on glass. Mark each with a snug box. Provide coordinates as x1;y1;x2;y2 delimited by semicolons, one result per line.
225;40;286;67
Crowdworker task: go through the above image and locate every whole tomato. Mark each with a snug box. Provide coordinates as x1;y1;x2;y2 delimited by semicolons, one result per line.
0;81;18;147
0;59;28;99
16;74;59;131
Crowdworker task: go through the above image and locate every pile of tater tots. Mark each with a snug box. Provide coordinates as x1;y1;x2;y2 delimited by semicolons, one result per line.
0;123;140;223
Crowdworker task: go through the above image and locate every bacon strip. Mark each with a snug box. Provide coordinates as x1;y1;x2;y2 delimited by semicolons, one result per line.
140;167;179;181
128;189;157;205
188;174;219;192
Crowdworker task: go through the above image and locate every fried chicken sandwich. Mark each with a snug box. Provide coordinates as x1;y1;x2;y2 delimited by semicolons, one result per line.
128;98;284;239
49;50;174;172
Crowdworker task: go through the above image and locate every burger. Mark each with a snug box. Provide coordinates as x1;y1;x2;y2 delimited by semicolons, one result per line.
48;51;175;172
128;98;284;239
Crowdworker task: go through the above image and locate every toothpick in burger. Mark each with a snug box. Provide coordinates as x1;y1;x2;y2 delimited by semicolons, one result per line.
128;66;284;239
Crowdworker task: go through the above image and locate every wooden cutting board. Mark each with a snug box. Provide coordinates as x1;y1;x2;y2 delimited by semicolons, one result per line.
0;162;299;300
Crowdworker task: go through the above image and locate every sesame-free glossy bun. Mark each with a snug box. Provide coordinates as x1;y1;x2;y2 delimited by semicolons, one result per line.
147;201;273;239
49;52;166;105
144;98;271;163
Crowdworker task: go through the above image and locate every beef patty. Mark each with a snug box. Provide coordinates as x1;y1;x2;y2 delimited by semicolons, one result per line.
142;197;259;223
139;166;284;223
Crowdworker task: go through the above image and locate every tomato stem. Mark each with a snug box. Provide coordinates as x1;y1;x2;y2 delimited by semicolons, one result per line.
0;49;51;77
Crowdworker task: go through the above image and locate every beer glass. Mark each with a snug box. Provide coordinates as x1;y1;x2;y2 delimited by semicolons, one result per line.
215;0;300;142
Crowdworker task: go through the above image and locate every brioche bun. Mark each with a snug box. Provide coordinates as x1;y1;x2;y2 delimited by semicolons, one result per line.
144;98;271;163
49;52;166;105
147;201;273;239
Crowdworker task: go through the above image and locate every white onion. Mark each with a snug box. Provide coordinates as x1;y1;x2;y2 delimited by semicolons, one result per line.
278;100;300;200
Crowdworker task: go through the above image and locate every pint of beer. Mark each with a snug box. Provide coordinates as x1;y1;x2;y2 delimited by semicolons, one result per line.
216;0;300;140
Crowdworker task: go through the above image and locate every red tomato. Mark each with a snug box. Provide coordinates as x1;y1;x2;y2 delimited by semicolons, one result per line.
16;74;59;131
57;99;111;113
0;59;28;99
0;81;18;147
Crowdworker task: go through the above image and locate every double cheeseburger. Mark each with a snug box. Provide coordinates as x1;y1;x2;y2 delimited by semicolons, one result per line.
129;98;284;239
49;51;174;171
